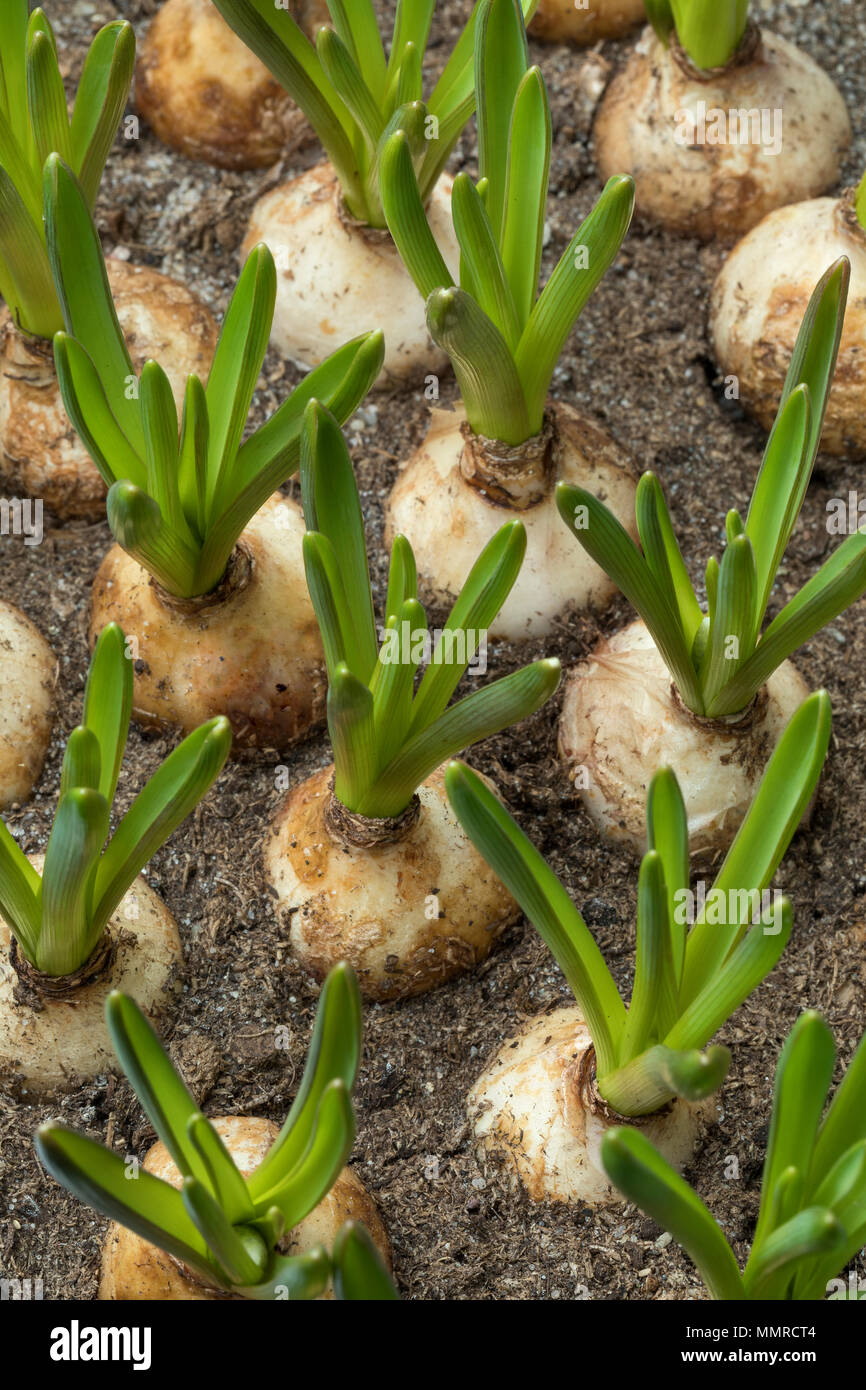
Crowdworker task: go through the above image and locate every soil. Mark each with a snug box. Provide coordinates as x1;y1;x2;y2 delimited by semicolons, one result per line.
1;0;865;1302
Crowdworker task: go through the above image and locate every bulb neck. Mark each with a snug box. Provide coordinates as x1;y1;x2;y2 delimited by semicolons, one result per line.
324;774;421;849
460;410;556;509
669;20;763;83
10;931;115;1006
151;541;253;616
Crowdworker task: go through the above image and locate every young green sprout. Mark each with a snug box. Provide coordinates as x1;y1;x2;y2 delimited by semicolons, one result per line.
0;4;220;518
557;260;866;858
211;0;534;382
445;690;830;1206
0;623;231;1092
595;0;850;240
135;0;327;172
603;1011;866;1301
712;181;866;459
263;399;561;1000
379;0;638;640
45;155;384;748
36;965;397;1301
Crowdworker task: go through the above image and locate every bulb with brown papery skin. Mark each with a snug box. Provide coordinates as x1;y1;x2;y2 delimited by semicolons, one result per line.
264;764;520;1000
594;27;850;242
711;194;866;456
386;398;639;641
136;0;328;170
558;619;810;860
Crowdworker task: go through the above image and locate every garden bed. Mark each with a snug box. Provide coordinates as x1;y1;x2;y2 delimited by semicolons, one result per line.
1;0;865;1301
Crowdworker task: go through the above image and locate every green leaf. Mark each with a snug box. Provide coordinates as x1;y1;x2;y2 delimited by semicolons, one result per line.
316;26;383;155
333;1222;399;1300
681;692;831;1003
35;1123;214;1285
371;600;426;770
698;534;757;711
710;533;866;718
445;759;625;1074
38;788;109;976
44;155;142;449
744;1207;845;1300
300;401;378;683
363;659;560;818
635;473;703;647
426;287;531;442
70;21;135;206
744;385;811;627
475;0;529;241
0;166;58;337
500;67;550;333
329;665;377;811
59;727;101;799
601;1128;744;1300
517;176;634;426
240;1248;332;1301
140;361;190;545
93;717;232;931
206;243;276;518
601;1043;731;1115
253;1080;355;1229
667;902;792;1055
106;482;199;598
177;373;209;542
302;532;356;680
327;0;387;106
556;481;701;710
0;817;41;961
774;257;849;468
249;962;362;1201
182;1179;266;1287
748;1012;836;1263
669;0;749;69
450;172;520;350
618;852;678;1064
186;1113;255;1227
26;25;73;167
380;127;455;300
82;622;132;805
646;768;690;988
410;519;527;732
52;333;146;490
809;1025;866;1196
384;534;417;621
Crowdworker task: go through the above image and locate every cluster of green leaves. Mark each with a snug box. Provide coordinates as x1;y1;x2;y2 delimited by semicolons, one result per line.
645;0;750;70
380;0;634;445
44;155;384;598
558;260;866;719
604;1011;866;1300
446;691;830;1118
213;0;536;228
0;624;231;979
37;964;397;1300
0;2;133;337
300;400;560;819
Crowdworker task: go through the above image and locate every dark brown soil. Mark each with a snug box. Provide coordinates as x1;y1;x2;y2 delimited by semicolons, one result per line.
1;0;865;1302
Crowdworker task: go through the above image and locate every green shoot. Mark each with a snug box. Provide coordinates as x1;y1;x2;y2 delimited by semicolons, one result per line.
0;3;133;337
856;169;866;231
36;965;398;1300
300;399;561;819
44;156;384;598
446;690;830;1117
602;1010;866;1300
380;0;634;443
211;0;537;228
645;0;751;71
1;624;231;978
558;260;863;719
